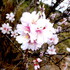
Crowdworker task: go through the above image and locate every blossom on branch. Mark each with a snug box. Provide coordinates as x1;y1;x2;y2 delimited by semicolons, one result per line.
33;58;42;70
46;45;56;55
47;35;59;45
56;26;62;32
16;11;58;51
6;12;15;22
57;18;68;25
11;30;18;38
0;23;12;34
66;48;70;52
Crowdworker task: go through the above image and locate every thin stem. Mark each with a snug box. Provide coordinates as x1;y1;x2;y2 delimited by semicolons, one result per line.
12;60;22;70
55;54;67;64
6;35;23;54
14;0;25;14
55;37;70;45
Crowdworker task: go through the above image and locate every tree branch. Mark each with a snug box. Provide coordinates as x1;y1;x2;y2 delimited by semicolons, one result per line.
55;37;70;45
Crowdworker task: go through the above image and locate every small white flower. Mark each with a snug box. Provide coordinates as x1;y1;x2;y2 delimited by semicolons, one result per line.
36;58;42;62
6;12;15;22
0;23;12;34
66;48;70;52
47;45;56;55
39;0;56;6
50;13;59;20
33;58;42;70
55;0;69;12
56;26;62;32
57;18;68;25
11;30;18;38
47;34;59;45
34;64;40;70
50;13;56;20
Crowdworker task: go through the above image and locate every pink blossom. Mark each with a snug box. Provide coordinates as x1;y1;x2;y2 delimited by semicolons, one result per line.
56;26;62;32
33;58;42;70
47;35;59;45
34;64;40;70
47;45;56;55
36;58;42;62
20;40;42;51
66;48;70;52
58;18;68;25
50;13;60;20
6;12;15;22
16;11;58;51
11;30;18;38
0;23;12;34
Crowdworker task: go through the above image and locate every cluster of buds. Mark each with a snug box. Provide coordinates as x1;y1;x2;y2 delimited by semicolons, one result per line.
33;58;42;70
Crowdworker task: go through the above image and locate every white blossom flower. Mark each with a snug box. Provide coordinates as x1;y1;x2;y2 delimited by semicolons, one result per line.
0;23;12;34
16;24;30;35
39;0;56;6
20;11;46;25
33;58;42;63
55;0;69;12
36;58;42;62
66;48;70;52
57;18;68;25
11;30;18;38
47;34;59;45
50;13;56;20
50;13;60;20
33;58;42;70
56;26;62;32
47;45;56;55
35;18;55;44
6;12;15;22
20;11;39;25
34;64;40;70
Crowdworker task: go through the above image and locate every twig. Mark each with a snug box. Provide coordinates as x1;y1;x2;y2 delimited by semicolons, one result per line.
14;0;25;14
6;35;23;54
55;54;67;64
12;60;22;70
55;37;70;45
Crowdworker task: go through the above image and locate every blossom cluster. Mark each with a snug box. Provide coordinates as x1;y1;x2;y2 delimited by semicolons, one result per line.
3;10;70;55
0;5;69;56
0;11;59;54
0;12;18;38
15;11;58;53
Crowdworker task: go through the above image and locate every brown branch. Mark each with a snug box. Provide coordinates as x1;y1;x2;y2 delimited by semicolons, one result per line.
14;0;25;14
6;35;23;54
55;37;70;45
55;54;67;64
56;29;70;34
12;60;22;70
